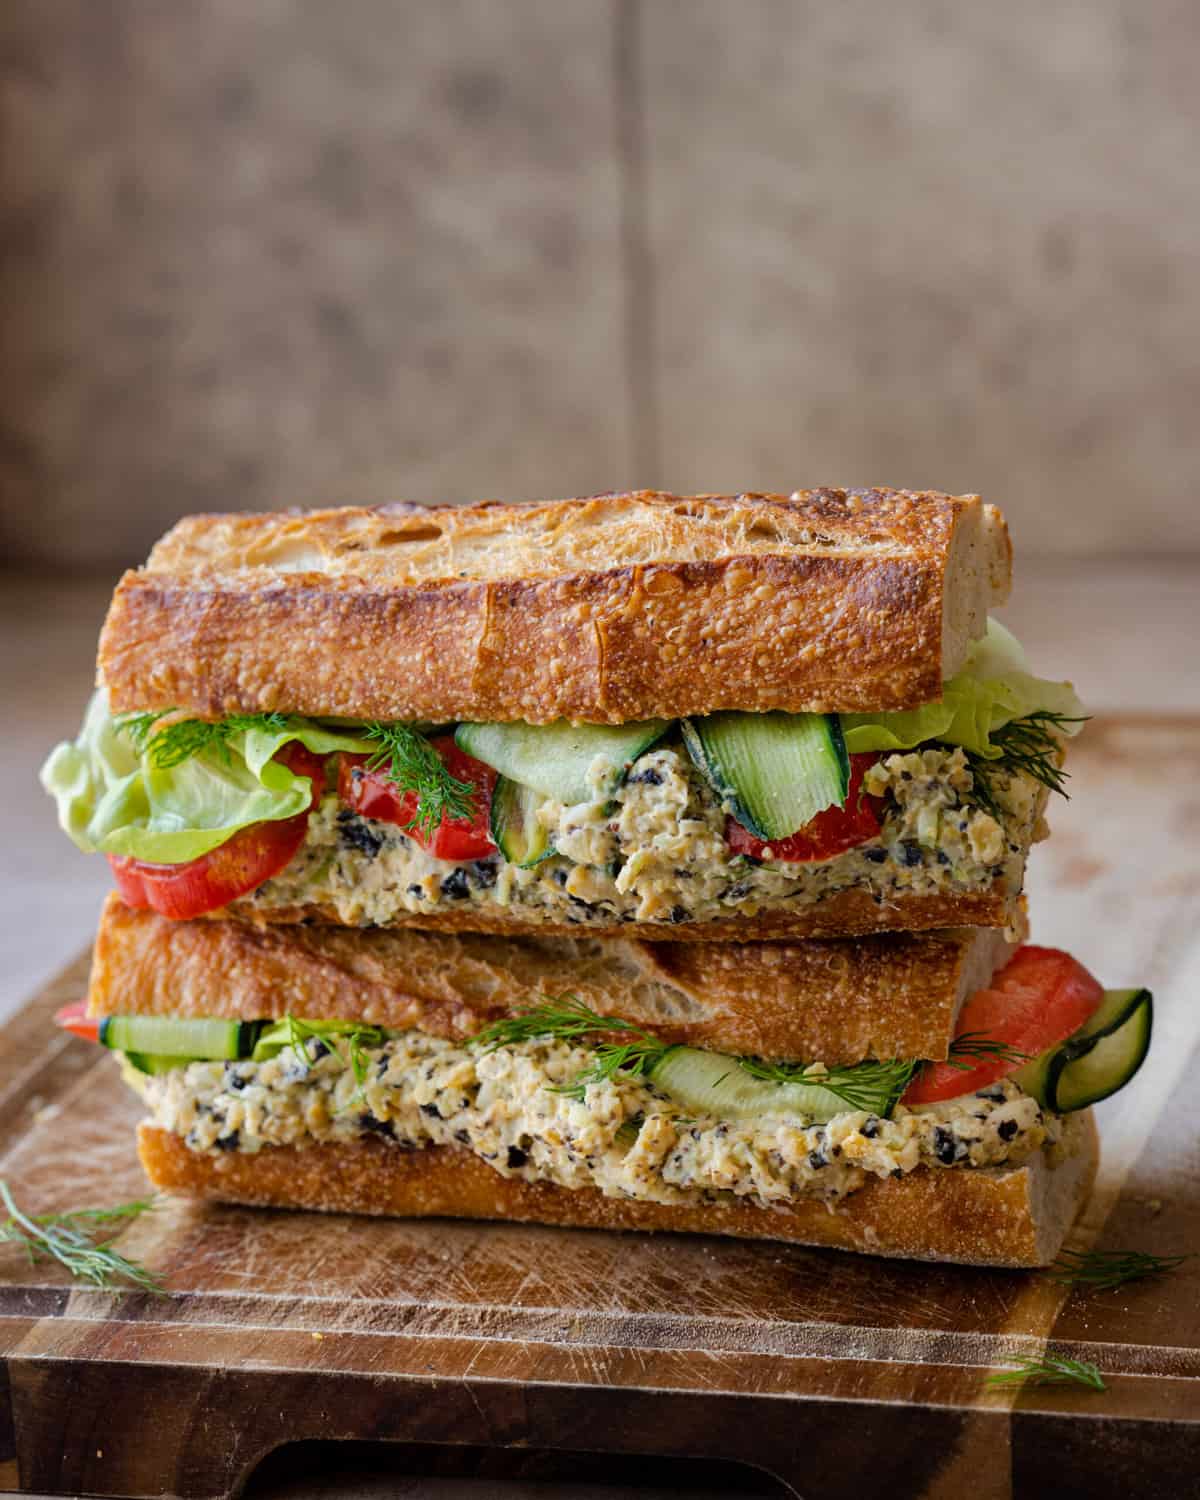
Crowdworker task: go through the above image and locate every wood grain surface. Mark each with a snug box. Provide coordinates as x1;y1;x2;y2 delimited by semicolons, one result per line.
0;720;1195;1499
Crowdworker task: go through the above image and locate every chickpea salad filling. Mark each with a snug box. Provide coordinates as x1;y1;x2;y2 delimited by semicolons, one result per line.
123;1029;1070;1211
40;619;1085;929
250;742;1047;929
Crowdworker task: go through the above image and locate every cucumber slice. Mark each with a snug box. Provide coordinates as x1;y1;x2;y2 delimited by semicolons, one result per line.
1011;988;1152;1113
490;776;552;866
680;712;849;841
123;1052;190;1076
650;1045;854;1125
454;719;670;805
100;1016;254;1060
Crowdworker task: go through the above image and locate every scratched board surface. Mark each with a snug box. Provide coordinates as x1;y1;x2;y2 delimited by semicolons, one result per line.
0;720;1196;1500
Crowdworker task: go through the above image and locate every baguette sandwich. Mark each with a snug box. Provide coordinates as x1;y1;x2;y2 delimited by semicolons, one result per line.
56;897;1152;1267
41;490;1085;942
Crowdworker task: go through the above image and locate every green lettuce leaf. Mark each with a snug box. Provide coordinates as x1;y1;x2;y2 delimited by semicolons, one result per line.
40;694;371;863
840;620;1086;759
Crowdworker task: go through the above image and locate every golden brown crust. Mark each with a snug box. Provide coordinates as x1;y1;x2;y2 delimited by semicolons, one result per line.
98;489;1011;723
136;1113;1098;1268
228;881;1019;945
90;895;1019;1064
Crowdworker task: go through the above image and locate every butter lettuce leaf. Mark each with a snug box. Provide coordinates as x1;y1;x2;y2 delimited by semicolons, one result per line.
40;694;371;863
841;620;1086;759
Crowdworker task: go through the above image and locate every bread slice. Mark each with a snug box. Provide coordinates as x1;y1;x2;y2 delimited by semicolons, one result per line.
137;1110;1097;1268
90;894;1022;1065
230;881;1021;947
98;489;1011;724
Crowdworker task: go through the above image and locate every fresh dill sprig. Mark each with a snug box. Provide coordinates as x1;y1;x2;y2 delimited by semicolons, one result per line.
0;1181;165;1295
360;721;477;839
944;1032;1031;1070
986;1350;1106;1392
962;710;1089;822
1048;1247;1192;1292
470;999;923;1116
555;1036;676;1103
118;710;292;768
738;1055;920;1117
468;998;674;1103
279;1017;385;1090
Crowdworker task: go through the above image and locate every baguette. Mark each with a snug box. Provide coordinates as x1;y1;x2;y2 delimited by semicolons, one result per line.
230;881;1020;946
99;489;1011;724
90;894;1021;1065
137;1111;1098;1268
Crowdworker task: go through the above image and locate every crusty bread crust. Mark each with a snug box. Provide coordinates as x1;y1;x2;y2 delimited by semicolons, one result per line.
229;881;1019;945
136;1112;1097;1268
90;894;1019;1064
98;489;1011;723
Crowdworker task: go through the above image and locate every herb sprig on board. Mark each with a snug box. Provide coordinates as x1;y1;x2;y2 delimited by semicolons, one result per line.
0;1181;165;1294
1048;1247;1192;1293
962;710;1088;822
986;1350;1106;1392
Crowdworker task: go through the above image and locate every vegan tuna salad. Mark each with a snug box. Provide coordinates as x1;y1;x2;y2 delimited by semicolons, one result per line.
252;740;1045;930
125;1030;1071;1210
40;620;1083;935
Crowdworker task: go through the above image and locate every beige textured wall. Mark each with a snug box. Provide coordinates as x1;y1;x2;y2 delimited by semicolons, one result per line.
1;0;1197;568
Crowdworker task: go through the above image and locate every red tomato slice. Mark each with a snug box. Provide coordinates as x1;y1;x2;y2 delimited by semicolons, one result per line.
338;736;497;861
108;742;327;921
903;946;1105;1105
725;754;885;863
55;1001;100;1044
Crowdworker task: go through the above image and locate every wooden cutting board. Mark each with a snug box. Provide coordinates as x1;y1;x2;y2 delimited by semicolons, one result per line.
0;718;1196;1500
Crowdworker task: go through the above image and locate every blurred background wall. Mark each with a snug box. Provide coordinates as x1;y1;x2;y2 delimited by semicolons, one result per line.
2;0;1198;570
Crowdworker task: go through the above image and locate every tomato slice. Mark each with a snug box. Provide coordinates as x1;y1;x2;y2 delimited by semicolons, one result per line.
338;736;497;861
108;742;327;920
903;946;1105;1104
725;754;885;863
55;1000;100;1044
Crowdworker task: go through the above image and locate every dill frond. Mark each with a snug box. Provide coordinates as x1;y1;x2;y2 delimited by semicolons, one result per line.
0;1182;165;1295
1048;1247;1192;1292
117;710;292;768
279;1017;385;1090
986;1350;1106;1391
738;1055;920;1117
962;710;1088;821
467;998;674;1102
944;1032;1031;1070
360;721;477;839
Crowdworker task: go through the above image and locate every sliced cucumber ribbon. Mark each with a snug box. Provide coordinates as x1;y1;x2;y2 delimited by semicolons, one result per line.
680;712;849;840
1011;988;1152;1113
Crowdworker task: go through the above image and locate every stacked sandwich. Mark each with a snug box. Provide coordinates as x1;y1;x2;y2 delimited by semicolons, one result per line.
42;489;1151;1266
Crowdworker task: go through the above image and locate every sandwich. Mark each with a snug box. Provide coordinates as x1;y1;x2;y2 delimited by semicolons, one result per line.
39;486;1140;1269
55;895;1150;1266
41;488;1086;941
